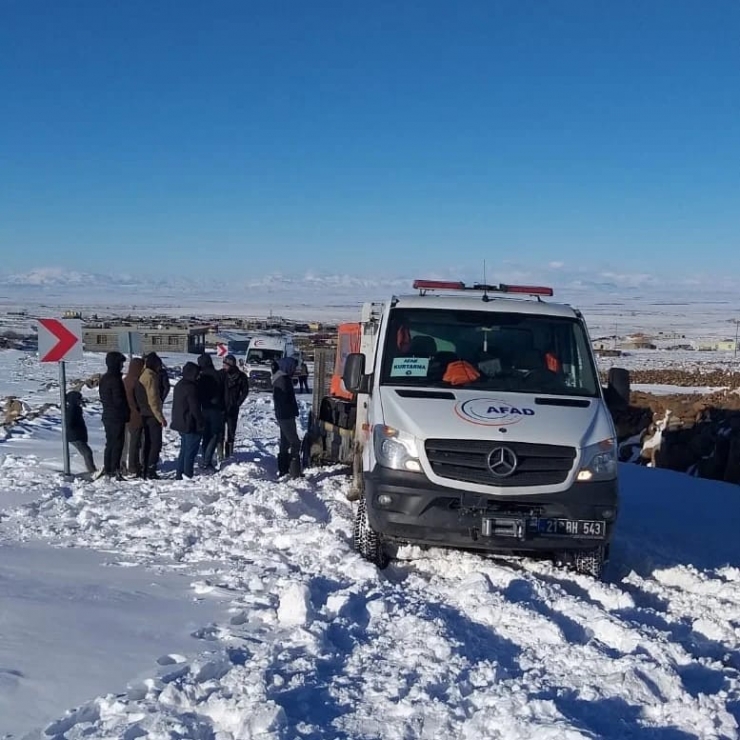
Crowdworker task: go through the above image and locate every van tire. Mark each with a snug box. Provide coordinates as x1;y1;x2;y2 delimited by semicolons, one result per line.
353;498;389;569
346;446;363;501
572;546;606;579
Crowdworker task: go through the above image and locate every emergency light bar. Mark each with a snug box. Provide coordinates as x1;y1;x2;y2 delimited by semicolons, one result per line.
413;279;553;297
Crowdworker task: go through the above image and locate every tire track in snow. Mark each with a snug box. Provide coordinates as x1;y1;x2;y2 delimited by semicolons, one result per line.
1;395;738;739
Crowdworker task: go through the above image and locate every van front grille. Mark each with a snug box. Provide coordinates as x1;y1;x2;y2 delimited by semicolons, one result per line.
424;439;576;487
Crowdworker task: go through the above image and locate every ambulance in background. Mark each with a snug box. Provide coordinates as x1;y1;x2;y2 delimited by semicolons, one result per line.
243;332;300;390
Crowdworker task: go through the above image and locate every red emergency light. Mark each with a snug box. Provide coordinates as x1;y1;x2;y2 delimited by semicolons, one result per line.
413;279;554;297
412;279;466;290
499;283;554;297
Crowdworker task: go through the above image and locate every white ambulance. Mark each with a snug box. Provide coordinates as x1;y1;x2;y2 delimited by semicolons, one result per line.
243;332;299;390
337;279;622;578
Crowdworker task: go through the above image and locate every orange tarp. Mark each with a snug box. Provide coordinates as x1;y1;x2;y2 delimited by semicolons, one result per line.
330;322;362;400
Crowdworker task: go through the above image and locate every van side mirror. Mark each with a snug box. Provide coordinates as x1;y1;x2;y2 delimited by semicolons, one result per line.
605;367;630;410
342;353;366;394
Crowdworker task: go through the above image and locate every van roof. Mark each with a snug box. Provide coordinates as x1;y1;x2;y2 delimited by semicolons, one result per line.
391;293;580;319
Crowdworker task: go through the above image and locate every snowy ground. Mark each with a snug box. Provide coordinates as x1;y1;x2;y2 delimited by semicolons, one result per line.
1;348;740;739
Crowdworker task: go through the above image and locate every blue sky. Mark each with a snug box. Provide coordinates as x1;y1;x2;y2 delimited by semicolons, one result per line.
1;0;739;285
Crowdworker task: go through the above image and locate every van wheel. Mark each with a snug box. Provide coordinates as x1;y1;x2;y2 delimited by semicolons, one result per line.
346;446;363;502
572;546;606;579
353;498;389;569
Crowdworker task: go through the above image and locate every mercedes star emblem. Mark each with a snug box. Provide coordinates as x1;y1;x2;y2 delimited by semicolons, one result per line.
487;446;518;478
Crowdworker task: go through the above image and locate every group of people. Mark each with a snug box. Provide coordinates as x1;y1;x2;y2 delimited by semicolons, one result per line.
67;351;251;481
65;349;304;481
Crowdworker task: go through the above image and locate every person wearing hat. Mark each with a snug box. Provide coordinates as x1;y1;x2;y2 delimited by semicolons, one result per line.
98;351;130;479
197;352;226;469
135;352;167;479
221;353;249;459
65;390;97;475
271;356;301;478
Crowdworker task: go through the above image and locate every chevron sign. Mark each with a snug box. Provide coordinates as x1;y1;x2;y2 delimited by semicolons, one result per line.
38;319;83;363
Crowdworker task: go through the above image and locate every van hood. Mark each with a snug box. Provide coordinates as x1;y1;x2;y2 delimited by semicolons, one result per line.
378;386;613;450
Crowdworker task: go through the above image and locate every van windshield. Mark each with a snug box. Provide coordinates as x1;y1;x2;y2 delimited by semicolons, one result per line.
246;349;283;364
380;308;599;397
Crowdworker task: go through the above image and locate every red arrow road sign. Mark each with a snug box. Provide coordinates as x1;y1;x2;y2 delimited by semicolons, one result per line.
38;318;82;362
216;343;228;358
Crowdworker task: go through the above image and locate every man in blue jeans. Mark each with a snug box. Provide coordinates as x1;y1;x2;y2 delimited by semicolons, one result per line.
171;362;204;480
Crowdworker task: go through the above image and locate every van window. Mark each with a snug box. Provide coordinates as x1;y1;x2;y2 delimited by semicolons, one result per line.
381;308;599;397
246;348;283;364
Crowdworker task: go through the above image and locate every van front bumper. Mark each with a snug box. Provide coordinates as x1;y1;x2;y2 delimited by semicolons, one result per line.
364;468;618;553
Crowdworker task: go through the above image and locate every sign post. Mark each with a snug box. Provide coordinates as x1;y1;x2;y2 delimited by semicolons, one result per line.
38;318;83;476
119;331;143;359
58;361;70;475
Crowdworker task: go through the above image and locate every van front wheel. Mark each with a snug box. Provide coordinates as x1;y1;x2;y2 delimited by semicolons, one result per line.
353;498;390;569
573;546;606;579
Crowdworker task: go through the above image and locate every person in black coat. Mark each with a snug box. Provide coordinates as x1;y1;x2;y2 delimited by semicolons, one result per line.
197;353;225;469
171;362;204;480
271;356;301;478
65;391;96;474
221;354;249;459
98;351;129;479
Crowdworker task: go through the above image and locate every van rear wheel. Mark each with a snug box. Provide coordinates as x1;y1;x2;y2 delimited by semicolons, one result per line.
353;498;390;569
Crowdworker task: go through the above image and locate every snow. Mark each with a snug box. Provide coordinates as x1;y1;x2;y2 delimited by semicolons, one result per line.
1;347;740;739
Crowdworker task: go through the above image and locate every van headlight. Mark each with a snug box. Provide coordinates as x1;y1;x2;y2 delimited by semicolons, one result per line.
373;425;422;473
577;439;617;482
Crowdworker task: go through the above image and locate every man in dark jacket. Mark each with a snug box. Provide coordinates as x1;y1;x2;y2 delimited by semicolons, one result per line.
297;361;310;394
98;351;129;479
171;362;204;480
197;353;225;470
272;356;301;478
65;390;96;474
221;354;249;459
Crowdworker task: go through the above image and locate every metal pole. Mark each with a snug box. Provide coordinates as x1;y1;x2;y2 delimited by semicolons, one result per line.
735;321;738;360
59;361;71;476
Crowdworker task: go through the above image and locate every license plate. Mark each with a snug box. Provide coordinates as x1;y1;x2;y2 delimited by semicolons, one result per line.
528;518;606;539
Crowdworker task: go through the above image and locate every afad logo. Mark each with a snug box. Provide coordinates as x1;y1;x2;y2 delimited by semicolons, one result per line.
455;398;535;426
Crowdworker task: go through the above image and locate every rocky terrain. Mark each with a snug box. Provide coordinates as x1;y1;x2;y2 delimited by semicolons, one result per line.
611;368;740;484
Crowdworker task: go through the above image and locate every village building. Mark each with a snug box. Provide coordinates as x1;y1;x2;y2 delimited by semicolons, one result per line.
83;324;209;354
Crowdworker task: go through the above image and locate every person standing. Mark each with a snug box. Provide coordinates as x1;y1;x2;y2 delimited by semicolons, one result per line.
171;361;204;480
135;352;167;479
98;351;129;479
123;357;144;477
297;361;310;394
196;353;225;470
65;390;96;475
221;353;249;459
271;356;302;478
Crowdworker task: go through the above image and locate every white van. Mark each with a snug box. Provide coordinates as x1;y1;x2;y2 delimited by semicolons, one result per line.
243;332;300;390
335;279;621;578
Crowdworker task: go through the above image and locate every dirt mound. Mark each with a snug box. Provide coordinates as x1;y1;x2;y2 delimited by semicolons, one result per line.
601;368;740;388
614;387;740;484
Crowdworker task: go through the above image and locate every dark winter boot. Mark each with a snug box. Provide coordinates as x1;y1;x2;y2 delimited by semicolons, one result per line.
146;467;160;480
276;453;290;476
288;457;303;479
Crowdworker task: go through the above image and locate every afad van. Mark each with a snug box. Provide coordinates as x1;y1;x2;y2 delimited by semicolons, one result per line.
308;279;629;579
